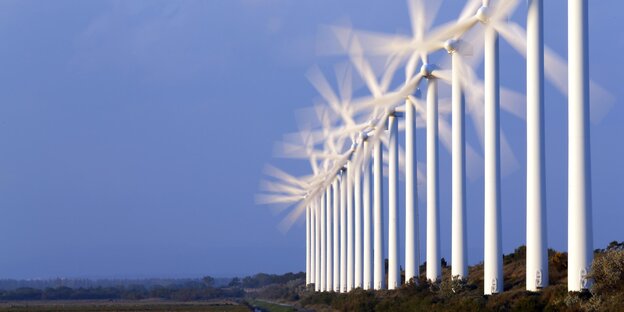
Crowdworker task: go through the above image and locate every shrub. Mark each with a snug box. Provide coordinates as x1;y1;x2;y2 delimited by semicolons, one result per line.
590;248;624;295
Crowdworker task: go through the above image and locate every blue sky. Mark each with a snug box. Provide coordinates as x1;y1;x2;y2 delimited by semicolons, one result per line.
0;0;621;279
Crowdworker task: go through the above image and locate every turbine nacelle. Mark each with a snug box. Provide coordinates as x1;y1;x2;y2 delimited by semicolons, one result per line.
444;39;473;56
444;39;459;54
476;5;491;24
420;63;437;79
359;131;369;142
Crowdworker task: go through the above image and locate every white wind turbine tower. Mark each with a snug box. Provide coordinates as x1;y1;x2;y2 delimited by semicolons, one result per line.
332;169;341;291
278;135;327;291
400;0;510;285
331;0;483;285
403;0;461;282
334;60;415;291
269;114;354;290
315;111;332;292
403;0;442;284
458;0;610;292
319;185;327;291
315;108;343;293
351;53;403;291
439;0;525;294
340;164;348;292
306;65;380;292
350;66;406;290
262;97;387;293
324;177;333;292
348;51;404;290
261;0;611;296
256;161;325;287
274;135;324;291
449;0;526;292
332;3;528;290
459;0;563;293
479;0;504;295
344;32;415;290
526;0;547;292
307;67;357;293
315;107;343;293
568;0;592;292
355;46;458;285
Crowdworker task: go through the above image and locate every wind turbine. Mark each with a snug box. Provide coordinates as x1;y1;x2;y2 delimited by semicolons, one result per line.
343;43;406;289
306;66;358;292
256;164;323;288
459;0;610;292
497;0;601;292
268;106;354;291
345;40;401;290
568;0;592;292
306;64;379;292
328;0;487;286
263;0;610;296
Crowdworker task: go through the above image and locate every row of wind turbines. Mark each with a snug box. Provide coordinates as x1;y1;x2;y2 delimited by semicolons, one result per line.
258;0;610;295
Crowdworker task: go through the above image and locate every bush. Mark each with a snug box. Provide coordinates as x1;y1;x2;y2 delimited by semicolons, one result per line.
590;248;624;295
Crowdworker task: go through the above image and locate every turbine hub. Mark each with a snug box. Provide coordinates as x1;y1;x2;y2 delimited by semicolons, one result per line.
476;5;490;23
420;63;436;78
444;39;458;54
360;131;369;141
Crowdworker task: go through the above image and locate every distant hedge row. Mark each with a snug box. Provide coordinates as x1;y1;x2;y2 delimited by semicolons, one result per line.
0;271;308;301
0;283;244;301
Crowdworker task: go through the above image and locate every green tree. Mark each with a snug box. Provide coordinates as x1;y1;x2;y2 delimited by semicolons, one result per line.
229;277;241;288
202;276;215;287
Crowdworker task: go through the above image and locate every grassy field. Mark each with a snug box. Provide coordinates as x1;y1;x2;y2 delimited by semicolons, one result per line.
246;299;297;312
0;300;250;312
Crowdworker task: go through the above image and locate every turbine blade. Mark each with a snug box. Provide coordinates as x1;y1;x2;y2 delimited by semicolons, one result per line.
256;193;304;205
259;180;306;195
335;63;353;104
467;96;485;149
427;16;478;44
406;51;421;83
416;162;426;199
263;164;309;189
439;97;452;114
279;199;308;232
496;22;614;122
438;117;453;153
458;0;482;21
349;39;383;97
351;29;413;55
424;0;444;32
317;24;352;56
407;94;426;114
431;69;452;83
306;66;341;110
466;144;484;181
491;0;520;22
492;21;527;58
407;0;426;41
500;87;526;120
380;53;402;92
589;81;615;123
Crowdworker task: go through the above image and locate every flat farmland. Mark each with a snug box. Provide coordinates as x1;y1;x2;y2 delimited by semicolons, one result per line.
0;300;251;312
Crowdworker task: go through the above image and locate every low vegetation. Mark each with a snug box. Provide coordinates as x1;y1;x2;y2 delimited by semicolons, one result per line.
0;242;621;311
295;241;624;312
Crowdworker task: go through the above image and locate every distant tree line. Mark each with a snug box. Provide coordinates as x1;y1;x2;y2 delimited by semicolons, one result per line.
238;272;305;289
0;272;305;301
0;281;243;301
0;277;229;291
